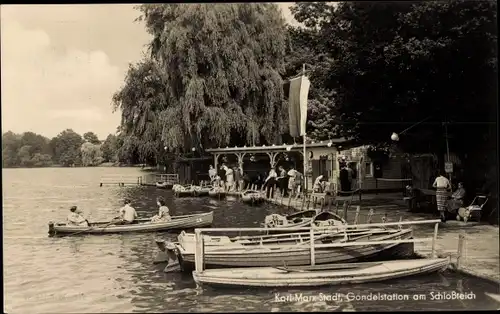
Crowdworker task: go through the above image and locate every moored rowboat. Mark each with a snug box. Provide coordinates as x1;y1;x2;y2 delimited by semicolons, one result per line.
48;211;214;235
208;188;226;198
241;190;265;204
173;228;414;269
173;184;196;197
193;185;212;196
156;181;172;189
264;210;346;229
192;258;450;287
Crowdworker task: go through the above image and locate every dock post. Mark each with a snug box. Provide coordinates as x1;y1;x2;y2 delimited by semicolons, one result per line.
457;233;465;268
431;222;439;258
368;209;374;224
195;229;204;273
353;206;360;225
306;195;311;210
335;200;339;214
300;194;306;211
342;201;348;220
310;228;316;266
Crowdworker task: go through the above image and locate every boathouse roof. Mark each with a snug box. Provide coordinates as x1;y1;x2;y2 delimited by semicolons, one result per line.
205;138;349;154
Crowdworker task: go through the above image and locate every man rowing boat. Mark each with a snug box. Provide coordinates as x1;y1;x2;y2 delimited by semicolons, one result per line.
111;199;138;225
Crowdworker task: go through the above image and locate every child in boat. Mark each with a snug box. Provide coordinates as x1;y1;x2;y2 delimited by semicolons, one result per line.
67;206;89;227
151;196;171;223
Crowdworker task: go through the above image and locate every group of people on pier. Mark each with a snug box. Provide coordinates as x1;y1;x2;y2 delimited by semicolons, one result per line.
208;163;341;199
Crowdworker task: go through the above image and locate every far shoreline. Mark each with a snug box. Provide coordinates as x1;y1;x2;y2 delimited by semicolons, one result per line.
2;163;159;170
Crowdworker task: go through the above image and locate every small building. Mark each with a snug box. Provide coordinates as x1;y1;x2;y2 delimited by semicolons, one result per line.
205;140;409;193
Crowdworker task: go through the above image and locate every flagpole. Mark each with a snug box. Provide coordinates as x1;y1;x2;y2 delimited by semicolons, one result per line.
302;64;308;193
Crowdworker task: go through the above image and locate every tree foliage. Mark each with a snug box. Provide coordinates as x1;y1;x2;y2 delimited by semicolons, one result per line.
112;59;166;164
2;130;124;168
121;4;289;154
290;1;497;155
101;134;119;163
83;132;101;145
81;142;104;166
50;129;84;167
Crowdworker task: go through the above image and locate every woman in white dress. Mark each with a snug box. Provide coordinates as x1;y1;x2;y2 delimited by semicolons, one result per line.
225;166;234;191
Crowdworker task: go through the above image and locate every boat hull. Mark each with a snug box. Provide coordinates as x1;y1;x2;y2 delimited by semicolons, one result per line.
156;182;173;189
192;258;450;287
49;212;214;235
177;229;414;269
175;191;196;197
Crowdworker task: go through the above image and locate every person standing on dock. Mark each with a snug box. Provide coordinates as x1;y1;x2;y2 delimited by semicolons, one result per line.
233;166;241;192
67;206;89;227
432;171;452;222
287;167;297;197
208;165;217;184
218;164;227;189
277;166;289;197
226;166;234;191
264;167;278;198
294;170;303;198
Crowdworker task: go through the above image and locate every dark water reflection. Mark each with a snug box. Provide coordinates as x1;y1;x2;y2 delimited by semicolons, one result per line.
3;168;499;313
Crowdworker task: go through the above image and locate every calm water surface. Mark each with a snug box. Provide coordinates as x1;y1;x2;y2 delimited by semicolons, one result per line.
3;167;499;313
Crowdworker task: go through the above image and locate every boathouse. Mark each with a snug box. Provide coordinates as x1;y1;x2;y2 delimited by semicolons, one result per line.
205;140;408;193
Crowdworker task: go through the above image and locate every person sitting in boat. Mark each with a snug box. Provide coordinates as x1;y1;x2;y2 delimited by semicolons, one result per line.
67;206;89;227
112;199;138;225
447;182;466;214
151;196;171;223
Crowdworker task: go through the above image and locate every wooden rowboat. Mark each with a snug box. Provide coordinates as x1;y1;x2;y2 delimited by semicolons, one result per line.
48;211;214;236
241;190;265;204
192;258;450;287
173;184;196;197
153;226;400;265
156;181;172;189
193;185;212;196
208;188;227;198
173;228;414;270
264;210;346;229
169;226;393;248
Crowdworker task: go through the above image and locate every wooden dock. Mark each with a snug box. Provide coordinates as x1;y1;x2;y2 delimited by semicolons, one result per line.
99;173;179;187
264;189;500;284
141;173;179;186
99;174;143;187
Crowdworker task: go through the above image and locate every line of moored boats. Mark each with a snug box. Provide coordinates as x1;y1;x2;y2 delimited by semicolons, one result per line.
48;186;450;289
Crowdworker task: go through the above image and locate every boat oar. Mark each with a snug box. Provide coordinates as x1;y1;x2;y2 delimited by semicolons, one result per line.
60;220;116;238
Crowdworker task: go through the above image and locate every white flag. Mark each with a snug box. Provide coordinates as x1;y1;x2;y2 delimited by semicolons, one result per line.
288;75;311;137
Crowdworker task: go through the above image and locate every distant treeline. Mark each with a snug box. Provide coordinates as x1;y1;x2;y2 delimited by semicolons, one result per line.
2;129;121;168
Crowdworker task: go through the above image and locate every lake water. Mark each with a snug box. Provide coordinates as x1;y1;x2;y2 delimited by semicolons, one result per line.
3;167;499;312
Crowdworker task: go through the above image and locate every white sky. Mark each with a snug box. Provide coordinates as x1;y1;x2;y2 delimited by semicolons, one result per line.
1;3;297;140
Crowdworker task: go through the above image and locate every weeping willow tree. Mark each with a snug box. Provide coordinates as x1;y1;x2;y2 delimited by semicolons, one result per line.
135;3;289;152
112;59;169;164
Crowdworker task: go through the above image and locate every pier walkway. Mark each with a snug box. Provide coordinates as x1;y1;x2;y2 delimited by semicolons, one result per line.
264;192;500;284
